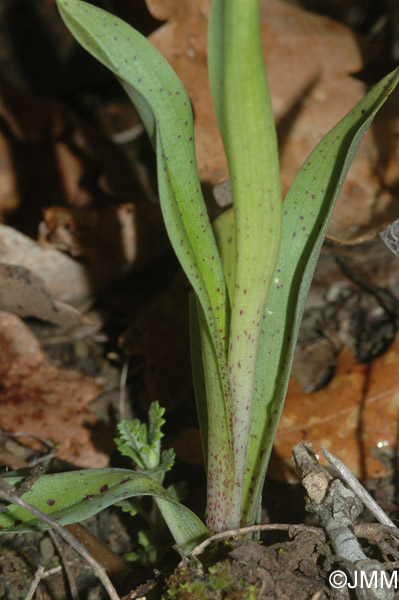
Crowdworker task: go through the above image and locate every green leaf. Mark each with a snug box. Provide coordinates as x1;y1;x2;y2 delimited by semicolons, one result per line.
208;0;282;526
242;67;399;525
212;208;235;302
148;401;166;446
192;297;235;532
115;420;148;470
115;402;167;472
0;469;208;553
167;481;188;503
159;448;175;474
115;499;139;517
56;0;229;364
189;291;209;469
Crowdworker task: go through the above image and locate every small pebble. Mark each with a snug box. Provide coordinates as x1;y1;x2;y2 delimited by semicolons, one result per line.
39;536;55;564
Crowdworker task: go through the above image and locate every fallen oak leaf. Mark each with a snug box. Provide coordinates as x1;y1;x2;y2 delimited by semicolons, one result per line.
0;311;110;468
272;334;399;482
146;0;399;242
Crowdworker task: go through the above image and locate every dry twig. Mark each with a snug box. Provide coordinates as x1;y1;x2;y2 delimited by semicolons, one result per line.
293;442;396;600
23;565;45;600
189;522;322;559
322;447;399;535
49;530;80;600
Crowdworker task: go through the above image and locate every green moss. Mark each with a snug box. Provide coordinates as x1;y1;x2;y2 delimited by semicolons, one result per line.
208;563;235;592
243;584;261;600
164;567;207;600
163;561;261;599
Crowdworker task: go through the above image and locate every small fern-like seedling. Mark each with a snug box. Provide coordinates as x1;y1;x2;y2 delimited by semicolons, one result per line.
115;402;174;482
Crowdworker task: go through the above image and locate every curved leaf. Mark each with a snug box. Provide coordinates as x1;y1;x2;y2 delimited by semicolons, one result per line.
243;67;399;524
0;469;208;553
56;0;229;362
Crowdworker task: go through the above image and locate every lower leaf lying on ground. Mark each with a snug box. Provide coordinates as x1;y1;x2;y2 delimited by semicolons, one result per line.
0;468;208;553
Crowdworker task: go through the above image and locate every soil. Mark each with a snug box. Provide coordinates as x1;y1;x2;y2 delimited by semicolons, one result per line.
166;531;332;600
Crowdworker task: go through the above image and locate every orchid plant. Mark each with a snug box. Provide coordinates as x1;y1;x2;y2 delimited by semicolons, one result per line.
0;0;397;554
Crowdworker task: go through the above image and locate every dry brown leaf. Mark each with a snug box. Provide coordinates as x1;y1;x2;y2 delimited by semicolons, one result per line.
0;224;93;308
0;82;142;225
120;272;192;411
0;311;110;468
0;210;168;315
39;203;168;266
0;131;19;220
0;263;83;327
272;334;399;481
147;0;399;242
